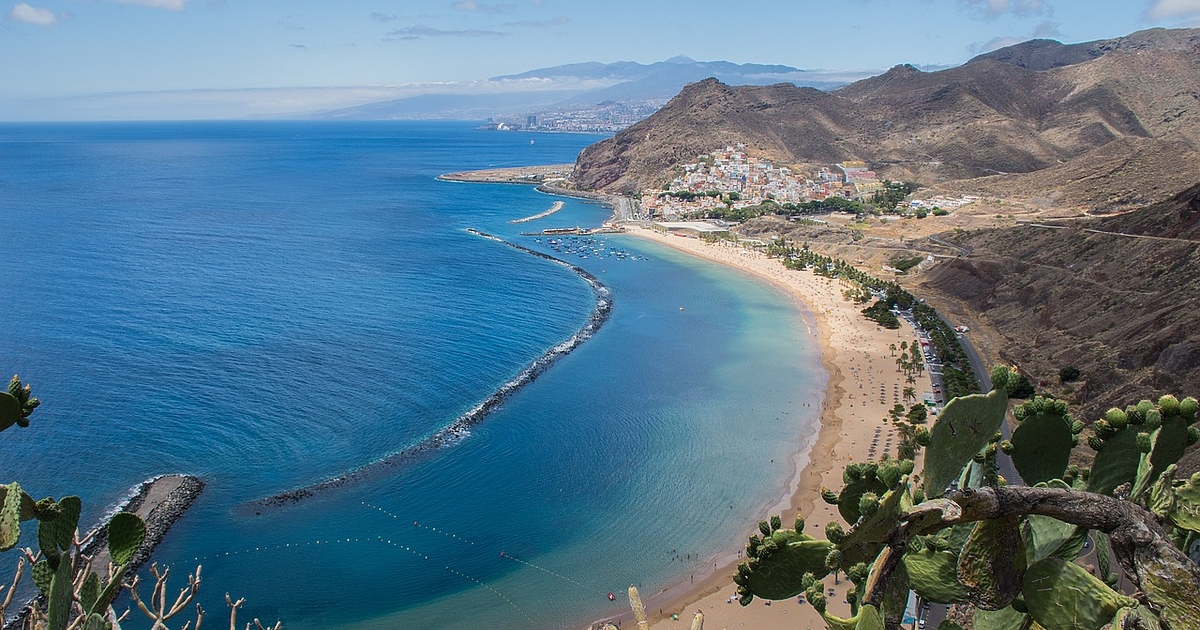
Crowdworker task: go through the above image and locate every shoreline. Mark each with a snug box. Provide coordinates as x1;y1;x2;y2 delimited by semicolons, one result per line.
593;225;934;630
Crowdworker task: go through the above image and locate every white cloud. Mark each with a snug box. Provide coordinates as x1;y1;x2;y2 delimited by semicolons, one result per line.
969;35;1025;54
8;2;58;25
1147;0;1200;18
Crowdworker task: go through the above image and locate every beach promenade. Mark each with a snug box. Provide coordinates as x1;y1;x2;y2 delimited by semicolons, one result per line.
620;226;934;630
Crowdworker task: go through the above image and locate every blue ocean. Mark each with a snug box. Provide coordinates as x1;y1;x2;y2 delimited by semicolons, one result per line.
0;121;823;629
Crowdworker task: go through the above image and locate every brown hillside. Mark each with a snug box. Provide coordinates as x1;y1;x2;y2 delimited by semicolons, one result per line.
571;27;1200;208
917;184;1200;422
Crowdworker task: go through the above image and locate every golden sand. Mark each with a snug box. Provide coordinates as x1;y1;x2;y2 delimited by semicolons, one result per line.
620;226;935;630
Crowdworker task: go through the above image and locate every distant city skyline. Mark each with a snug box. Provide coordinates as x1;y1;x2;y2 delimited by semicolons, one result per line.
3;0;1199;120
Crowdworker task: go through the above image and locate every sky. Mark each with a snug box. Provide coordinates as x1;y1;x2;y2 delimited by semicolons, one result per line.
3;0;1200;119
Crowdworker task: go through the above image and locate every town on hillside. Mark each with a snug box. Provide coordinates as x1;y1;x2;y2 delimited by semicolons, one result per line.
640;145;978;221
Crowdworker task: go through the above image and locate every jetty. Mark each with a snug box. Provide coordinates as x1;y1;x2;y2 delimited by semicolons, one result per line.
438;164;573;184
512;201;565;223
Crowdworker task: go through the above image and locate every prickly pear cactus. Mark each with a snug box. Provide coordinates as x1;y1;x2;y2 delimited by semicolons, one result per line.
974;605;1031;630
1022;557;1135;630
1024;481;1088;563
1;374;40;432
735;516;832;603
107;511;145;565
47;548;75;630
1;481;24;551
1009;397;1080;486
958;515;1025;611
902;549;967;604
923;382;1010;497
1086;411;1141;496
1131;396;1199;501
38;496;81;566
838;481;910;566
822;460;913;527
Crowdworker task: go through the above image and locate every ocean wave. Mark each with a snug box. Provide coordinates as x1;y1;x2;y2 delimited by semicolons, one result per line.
243;229;613;513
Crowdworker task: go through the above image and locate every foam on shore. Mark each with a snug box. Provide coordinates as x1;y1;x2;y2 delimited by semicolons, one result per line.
244;229;613;513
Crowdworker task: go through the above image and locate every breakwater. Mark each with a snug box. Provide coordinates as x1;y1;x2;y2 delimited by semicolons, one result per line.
245;229;613;512
511;200;565;223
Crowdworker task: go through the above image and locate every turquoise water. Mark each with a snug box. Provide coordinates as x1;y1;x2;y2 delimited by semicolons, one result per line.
0;122;823;629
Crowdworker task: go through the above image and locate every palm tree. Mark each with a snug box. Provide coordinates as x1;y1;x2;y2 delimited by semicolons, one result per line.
902;386;916;404
889;343;896;357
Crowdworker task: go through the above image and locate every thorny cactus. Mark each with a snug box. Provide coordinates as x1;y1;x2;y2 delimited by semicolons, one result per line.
0;374;40;433
737;368;1200;630
1007;396;1082;486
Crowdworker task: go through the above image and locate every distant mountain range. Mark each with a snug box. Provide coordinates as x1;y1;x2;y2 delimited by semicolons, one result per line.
571;27;1200;213
316;56;863;123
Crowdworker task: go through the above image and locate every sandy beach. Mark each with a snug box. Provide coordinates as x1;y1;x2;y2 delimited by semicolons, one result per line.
618;226;935;630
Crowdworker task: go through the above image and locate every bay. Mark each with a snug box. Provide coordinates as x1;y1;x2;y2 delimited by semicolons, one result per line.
0;121;823;629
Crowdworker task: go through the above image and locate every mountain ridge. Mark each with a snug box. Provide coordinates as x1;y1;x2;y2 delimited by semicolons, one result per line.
570;27;1200;212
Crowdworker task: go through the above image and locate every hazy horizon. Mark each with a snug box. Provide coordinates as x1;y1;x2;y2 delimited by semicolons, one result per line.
3;0;1200;120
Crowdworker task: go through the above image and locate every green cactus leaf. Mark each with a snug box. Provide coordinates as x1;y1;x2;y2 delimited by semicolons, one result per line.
958;515;1026;610
943;522;975;555
1024;514;1081;563
0;391;21;432
0;481;23;551
855;605;884;630
80;570;101;614
902;549;968;604
822;610;860;630
1022;557;1135;630
1086;426;1140;496
39;495;82;555
107;512;145;565
1092;532;1117;588
84;613;109;630
974;606;1032;630
47;549;74;630
743;529;832;600
923;387;1009;497
838;477;889;526
32;558;53;596
1009;407;1074;486
1166;471;1200;533
1132;415;1191;501
840;483;909;566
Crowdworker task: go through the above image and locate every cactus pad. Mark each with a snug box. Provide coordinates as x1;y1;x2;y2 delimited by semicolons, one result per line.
0;481;23;552
902;549;967;604
1086;425;1140;496
38;495;81;556
958;515;1025;610
923;387;1009;497
1009;398;1078;486
1022;557;1134;630
738;528;832;601
1024;513;1083;563
973;606;1032;630
0;391;21;432
107;512;145;565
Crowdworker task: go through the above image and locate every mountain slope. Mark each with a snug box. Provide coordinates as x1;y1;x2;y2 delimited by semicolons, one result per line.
570;27;1200;203
917;184;1200;421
